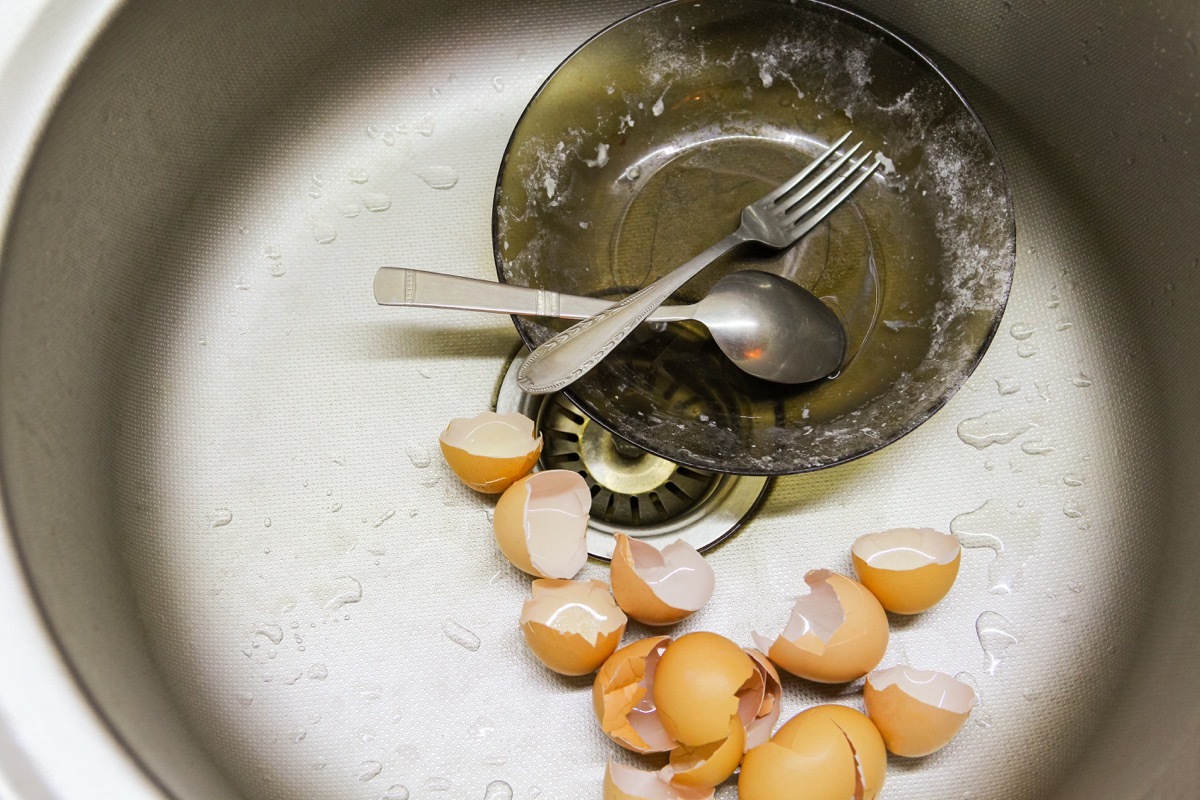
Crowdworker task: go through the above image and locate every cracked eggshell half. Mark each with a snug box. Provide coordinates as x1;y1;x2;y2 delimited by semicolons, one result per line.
851;528;962;614
603;761;713;800
494;470;589;578
665;713;746;789
653;632;757;747
439;411;542;493
739;705;886;800
610;533;715;626
864;665;977;756
752;569;889;684
593;636;677;754
520;579;626;676
740;649;783;749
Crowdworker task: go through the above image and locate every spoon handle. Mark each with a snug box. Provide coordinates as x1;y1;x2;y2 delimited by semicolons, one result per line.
372;267;693;323
516;233;746;394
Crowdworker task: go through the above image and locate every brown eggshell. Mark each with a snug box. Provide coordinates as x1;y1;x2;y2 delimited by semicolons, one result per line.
603;761;714;800
653;632;757;746
738;738;855;800
851;528;962;614
493;470;589;578
765;705;887;800
610;534;715;626
519;579;626;676
864;666;976;756
753;569;889;683
592;636;677;754
439;411;541;493
666;714;746;789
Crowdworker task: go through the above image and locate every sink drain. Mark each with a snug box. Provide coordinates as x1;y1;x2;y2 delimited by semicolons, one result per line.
494;348;771;559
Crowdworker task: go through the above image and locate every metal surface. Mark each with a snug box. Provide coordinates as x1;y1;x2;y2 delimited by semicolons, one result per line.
377;267;848;386
0;1;1198;799
494;349;771;560
516;131;869;394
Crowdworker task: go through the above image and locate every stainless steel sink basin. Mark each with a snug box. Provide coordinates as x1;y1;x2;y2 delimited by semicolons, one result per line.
1;1;1197;798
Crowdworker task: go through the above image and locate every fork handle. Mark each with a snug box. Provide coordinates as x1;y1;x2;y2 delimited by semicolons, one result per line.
516;232;747;394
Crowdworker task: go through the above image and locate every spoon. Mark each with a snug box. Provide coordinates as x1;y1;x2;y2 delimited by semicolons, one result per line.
374;267;846;384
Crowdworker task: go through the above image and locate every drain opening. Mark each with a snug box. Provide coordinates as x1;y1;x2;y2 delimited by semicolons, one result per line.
494;348;770;559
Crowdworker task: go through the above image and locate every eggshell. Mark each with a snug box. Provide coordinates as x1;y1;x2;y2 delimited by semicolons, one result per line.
520;579;626;676
864;665;977;756
752;569;889;683
603;761;713;800
593;636;677;753
494;470;589;578
740;705;886;800
665;713;746;788
851;528;962;614
653;632;757;746
439;411;542;493
610;534;715;626
740;649;783;749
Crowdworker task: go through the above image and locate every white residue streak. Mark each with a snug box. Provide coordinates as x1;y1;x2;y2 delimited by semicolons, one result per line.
583;143;610;168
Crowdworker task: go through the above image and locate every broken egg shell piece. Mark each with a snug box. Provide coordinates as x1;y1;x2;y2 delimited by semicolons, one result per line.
740;704;885;800
741;649;783;750
610;533;715;626
520;579;627;676
439;411;542;493
593;636;678;754
653;632;757;747
851;528;962;614
752;569;889;684
493;470;590;579
604;761;713;800
864;665;977;757
664;713;746;789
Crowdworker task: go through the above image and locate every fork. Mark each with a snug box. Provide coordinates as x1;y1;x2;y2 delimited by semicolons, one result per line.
516;131;881;394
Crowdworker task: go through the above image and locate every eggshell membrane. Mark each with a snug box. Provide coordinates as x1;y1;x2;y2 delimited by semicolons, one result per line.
864;666;976;757
493;470;589;578
520;579;626;676
593;636;677;753
769;705;887;800
753;569;889;683
741;649;783;749
851;528;962;614
603;762;713;800
666;714;746;789
653;632;756;746
439;411;542;493
610;534;715;626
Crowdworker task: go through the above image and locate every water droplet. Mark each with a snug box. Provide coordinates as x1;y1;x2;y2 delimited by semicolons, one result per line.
210;508;234;528
1063;501;1088;527
380;786;410;800
442;619;481;652
330;502;343;513
283;671;303;685
373;510;396;528
256;624;284;645
263;517;272;528
323;576;363;612
339;202;362;218
415;114;435;137
976;611;1018;676
1021;440;1055;456
492;76;505;92
1009;323;1035;340
417;367;432;379
1063;474;1084;487
1072;372;1093;387
953;672;991;729
952;499;1040;594
312;222;336;244
359;761;383;783
236;692;254;706
425;776;451;792
1047;294;1061;308
270;263;286;277
1055;320;1073;332
363;193;392;212
471;717;496;739
307;189;322;199
1022;687;1041;702
263;245;282;260
995;377;1020;396
483;781;513;800
957;410;1032;449
407;446;432;468
348;168;369;184
382;131;397;146
308;663;329;680
367;125;381;139
416;165;459;190
1017;343;1039;358
290;727;307;743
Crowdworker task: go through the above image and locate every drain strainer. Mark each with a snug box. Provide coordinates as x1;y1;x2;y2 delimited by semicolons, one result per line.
494;348;771;559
